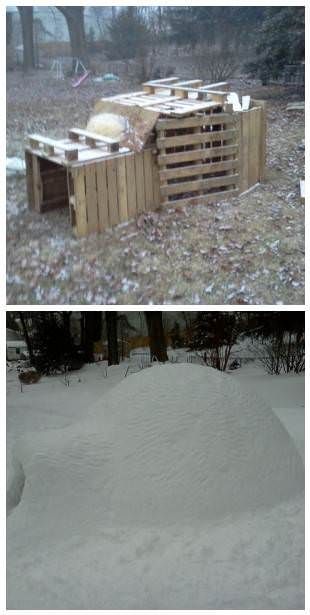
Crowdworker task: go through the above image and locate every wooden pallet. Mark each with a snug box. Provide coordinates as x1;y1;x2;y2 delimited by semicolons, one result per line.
26;146;161;237
156;107;240;207
104;77;231;117
28;128;126;166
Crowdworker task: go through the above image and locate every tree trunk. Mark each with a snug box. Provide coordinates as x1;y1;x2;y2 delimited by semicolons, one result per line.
106;312;119;366
83;312;102;363
57;7;88;71
17;7;35;71
145;312;168;362
19;312;35;364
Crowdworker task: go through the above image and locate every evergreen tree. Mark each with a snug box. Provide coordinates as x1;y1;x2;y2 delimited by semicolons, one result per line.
103;7;151;60
245;7;304;84
30;312;83;375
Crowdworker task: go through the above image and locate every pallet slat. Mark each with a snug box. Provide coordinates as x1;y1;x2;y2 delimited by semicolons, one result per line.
106;159;119;226
135;152;146;213
125;155;137;218
95;161;109;231
143;149;154;211
161;188;239;208
160;173;239;197
117;157;128;222
156;128;237;149
68;127;119;152
156;113;235;130
157;144;238;166
159;159;239;181
73;168;88;237
85;164;99;233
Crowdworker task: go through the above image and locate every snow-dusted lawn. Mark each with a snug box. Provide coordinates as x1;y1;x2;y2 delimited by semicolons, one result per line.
6;359;304;609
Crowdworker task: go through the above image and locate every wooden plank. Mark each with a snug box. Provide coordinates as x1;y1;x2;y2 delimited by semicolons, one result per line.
143;77;180;93
135;152;146;213
156;113;236;131
152;153;161;210
254;100;267;181
160;173;239;197
161;188;239;208
125;155;137;219
143;149;154;211
95;161;109;231
32;155;43;212
173;79;203;88
159;159;239;181
116;157;128;223
29;134;78;161
248;109;255;187
147;101;220;116
157;144;238;166
248;107;260;187
85;164;99;234
143;80;227;96
156;128;237;149
68;127;119;152
200;81;228;90
25;151;35;209
240;110;249;192
106;158;119;226
73;167;88;237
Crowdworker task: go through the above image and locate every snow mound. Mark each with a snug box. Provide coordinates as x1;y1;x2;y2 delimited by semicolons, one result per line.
86;113;127;140
10;365;303;532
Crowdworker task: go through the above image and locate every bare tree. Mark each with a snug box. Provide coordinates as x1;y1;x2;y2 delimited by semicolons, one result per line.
57;6;88;70
18;312;34;363
17;7;35;70
145;312;168;362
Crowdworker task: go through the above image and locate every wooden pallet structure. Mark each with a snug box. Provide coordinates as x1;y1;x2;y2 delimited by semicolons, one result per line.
25;77;266;237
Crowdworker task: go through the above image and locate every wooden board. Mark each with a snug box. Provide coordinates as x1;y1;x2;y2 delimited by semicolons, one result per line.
157;144;238;166
161;174;239;197
143;149;154;211
159;159;239;181
25;151;35;210
117;157;128;222
125;155;137;218
73;167;88;237
152;153;161;210
161;188;239;208
85;164;99;234
156;112;235;131
32;155;43;212
156;128;237;149
95;161;109;231
106;158;119;226
135;152;145;213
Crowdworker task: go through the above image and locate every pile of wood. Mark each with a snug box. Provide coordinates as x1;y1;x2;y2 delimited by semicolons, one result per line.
25;77;267;237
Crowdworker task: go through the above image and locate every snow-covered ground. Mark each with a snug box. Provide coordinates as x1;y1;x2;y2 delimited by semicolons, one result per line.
6;357;304;609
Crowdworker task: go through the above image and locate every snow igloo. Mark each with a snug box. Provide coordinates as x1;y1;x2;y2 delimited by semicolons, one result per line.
11;364;304;532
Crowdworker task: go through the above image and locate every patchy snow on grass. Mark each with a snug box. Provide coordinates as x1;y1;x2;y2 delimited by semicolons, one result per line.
6;361;304;609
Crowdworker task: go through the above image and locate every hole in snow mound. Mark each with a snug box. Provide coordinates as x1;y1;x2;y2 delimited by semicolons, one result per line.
13;365;304;530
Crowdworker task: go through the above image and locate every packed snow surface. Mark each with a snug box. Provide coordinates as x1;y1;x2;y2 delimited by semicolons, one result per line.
7;363;304;609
